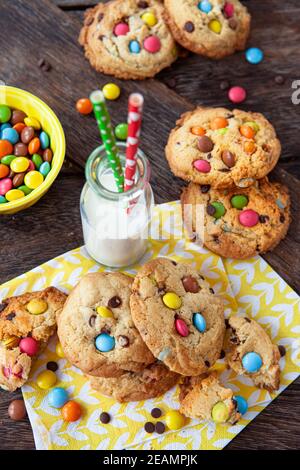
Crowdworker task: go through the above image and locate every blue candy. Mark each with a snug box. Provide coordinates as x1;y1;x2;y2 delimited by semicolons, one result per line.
198;1;212;13
39;161;51;177
40;131;50;149
245;47;264;65
0;195;7;204
234;395;248;415
193;313;206;333
48;387;69;408
95;333;115;352
0;123;12;136
129;40;141;53
1;127;19;144
242;351;262;373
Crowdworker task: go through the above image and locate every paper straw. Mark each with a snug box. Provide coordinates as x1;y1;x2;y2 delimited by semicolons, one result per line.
124;93;144;191
89;90;124;193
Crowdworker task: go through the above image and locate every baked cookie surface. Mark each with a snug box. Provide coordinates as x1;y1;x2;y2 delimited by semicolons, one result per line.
79;0;178;80
164;0;250;59
89;361;179;402
181;178;290;259
166;107;281;189
130;258;225;376
0;344;32;392
57;272;154;378
179;372;241;424
225;316;281;391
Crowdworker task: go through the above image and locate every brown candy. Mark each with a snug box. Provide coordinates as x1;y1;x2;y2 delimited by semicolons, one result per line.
11;109;27;126
182;276;200;293
47;361;58;372
8;399;27;421
21;126;35;144
100;412;110;424
222;150;235;168
137;1;148;7
151;408;162;419
155;422;165;434
229;18;238;30
144;422;155;433
184;21;195;32
43;148;53;163
198;136;214;153
13;172;25;188
14;142;28;156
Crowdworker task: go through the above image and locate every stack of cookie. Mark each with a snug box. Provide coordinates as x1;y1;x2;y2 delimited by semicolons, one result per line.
166;107;291;258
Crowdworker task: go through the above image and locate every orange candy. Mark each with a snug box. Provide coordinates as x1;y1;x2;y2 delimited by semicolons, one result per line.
0;163;9;178
28;137;40;155
61;401;82;422
76;98;93;115
244;141;256;154
211;117;228;130
191;126;206;136
13;122;26;134
0;140;13;158
240;125;255;139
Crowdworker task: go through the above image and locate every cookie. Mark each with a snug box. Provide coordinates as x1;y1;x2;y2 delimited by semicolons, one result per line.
130;258;225;376
0;287;67;342
225;316;281;391
164;0;250;59
181;178;290;259
0;343;32;392
166;107;281;189
89;361;179;402
79;0;178;80
57;272;154;378
179;372;241;424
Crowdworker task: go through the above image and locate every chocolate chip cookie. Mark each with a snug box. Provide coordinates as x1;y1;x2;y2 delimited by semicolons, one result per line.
164;0;250;59
57;272;154;378
166;107;281;189
79;0;178;80
130;258;225;376
181;178;290;259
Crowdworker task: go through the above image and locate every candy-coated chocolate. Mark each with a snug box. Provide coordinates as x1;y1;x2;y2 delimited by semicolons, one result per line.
211;117;228;130
1;127;19;145
223;2;234;18
231;194;248;209
114;22;130;36
43;148;53;163
228;86;247;103
102;83;121;100
198;135;214;153
27;160;35;171
209;201;226;219
39;161;51;177
0;163;9;178
221;150;235;168
0;105;11;123
141;12;157;27
21;126;35;144
19;337;39;356
39;131;50;149
8;399;26;421
0;177;13;195
245;121;259;132
115;123;128;140
144;35;161;53
24;170;44;189
13;122;26;134
24;116;41;130
198;1;212;14
240;125;255;139
37;370;57;389
175;318;189;337
165;410;185;430
96;306;114;318
11;109;27;125
182;276;199;293
1;154;16;165
61;401;82;422
5;189;25;201
2;336;20;349
234;395;248;415
246;47;264;65
193;313;206;332
0;195;7;203
191;126;205;136
209;19;222;34
32;153;43;169
48;387;69;408
162;292;182;309
56;342;65;358
17;185;32;195
193;159;211;173
95;333;115;352
26;299;48;315
211;401;229;423
0;139;13;158
244;141;256;154
239;209;259;227
10;156;29;173
242;351;262;373
129;40;141;53
14;142;28;156
76;98;93;115
28;137;41;155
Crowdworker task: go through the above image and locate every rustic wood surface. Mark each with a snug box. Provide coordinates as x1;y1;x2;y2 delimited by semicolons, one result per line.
0;0;299;450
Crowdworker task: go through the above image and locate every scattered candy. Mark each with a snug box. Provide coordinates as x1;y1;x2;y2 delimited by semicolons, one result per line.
144;35;161;53
162;292;182;309
8;399;26;421
155;421;166;434
48;387;68;408
37;370;57;389
56;342;65;358
175;318;189;337
211;401;229;423
19;337;39;356
100;411;111;424
114;22;130;36
198;1;212;14
102;83;121;100
151;407;162;419
246;47;264;65
95;333;115;352
165;410;185;430
115;123;128;140
239;209;259;227
47;361;58;372
144;421;155;433
242;351;262;373
231;194;248;209
141;12;157;27
193;159;211;173
193;313;206;332
26;299;48;315
129;40;141;54
228;86;247;104
96;306;114;318
209;19;222;34
62;400;82;422
234;395;248;415
76;98;93;115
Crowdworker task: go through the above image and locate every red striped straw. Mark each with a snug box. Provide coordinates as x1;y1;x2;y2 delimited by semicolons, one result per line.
124;93;144;191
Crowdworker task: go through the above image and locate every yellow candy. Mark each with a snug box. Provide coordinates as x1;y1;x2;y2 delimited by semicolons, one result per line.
10;156;29;173
26;299;48;315
165;410;185;430
24;116;41;130
5;189;25;202
24;170;44;189
96;306;114;318
163;292;182;309
141;12;157;27
209;19;222;34
102;83;121;100
37;370;57;390
211;401;229;423
56;342;65;358
2;336;20;349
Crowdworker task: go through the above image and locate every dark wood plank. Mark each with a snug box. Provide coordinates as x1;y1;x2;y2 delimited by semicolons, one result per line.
54;0;97;7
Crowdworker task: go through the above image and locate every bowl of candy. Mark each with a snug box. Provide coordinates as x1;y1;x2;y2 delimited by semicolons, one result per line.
0;86;65;214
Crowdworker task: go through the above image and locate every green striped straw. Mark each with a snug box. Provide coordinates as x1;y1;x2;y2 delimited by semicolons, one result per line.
89;90;124;192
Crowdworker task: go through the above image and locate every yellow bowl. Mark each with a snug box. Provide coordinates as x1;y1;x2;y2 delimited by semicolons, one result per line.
0;86;66;214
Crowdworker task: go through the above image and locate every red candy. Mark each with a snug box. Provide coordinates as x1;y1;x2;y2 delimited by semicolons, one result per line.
239;209;259;227
27;160;35;171
19;337;39;357
143;36;161;53
228;86;247;104
0;177;13;195
223;2;234;18
175;318;189;337
3;367;10;378
114;23;129;36
193;159;211;173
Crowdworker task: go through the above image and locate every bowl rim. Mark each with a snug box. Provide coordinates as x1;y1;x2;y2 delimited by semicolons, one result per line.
0;86;66;212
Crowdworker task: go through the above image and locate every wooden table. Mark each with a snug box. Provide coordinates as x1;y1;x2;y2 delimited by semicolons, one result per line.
0;0;299;450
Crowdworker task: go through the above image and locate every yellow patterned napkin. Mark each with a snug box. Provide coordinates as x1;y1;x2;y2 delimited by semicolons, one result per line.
0;202;299;450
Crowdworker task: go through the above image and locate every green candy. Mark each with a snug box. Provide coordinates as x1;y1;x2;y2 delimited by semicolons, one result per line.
17;185;32;195
0;105;11;123
244;121;259;133
32;153;43;169
1;154;16;165
115;123;128;141
211;402;229;423
211;201;226;219
217;128;228;135
231;194;249;209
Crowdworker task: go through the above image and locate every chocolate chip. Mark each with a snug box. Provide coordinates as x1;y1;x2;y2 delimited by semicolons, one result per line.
151;408;162;419
225;319;230;329
209;288;215;294
101;327;111;335
137;1;148;8
198;136;214;153
207;204;216;216
220;350;225;359
230;336;239;344
278;345;286;357
182;276;200;293
275;75;285;85
280;215;285;223
220;80;230;91
97;13;104;22
232;398;238;409
6;312;16;321
100;412;110;424
98;35;105;41
259;215;269;224
0;302;8;313
228;18;238;30
117;335;129;348
144;422;155;433
47;361;58;372
155;422;165;434
108;296;122;308
244;317;251;323
205;360;210;368
219;168;231;173
184;21;195;33
222;150;235;168
89;315;96;327
213;235;220;244
171;260;177;266
200;185;211;194
207;153;213;160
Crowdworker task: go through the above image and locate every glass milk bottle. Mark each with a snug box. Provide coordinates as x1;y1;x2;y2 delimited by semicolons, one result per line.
80;142;154;268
